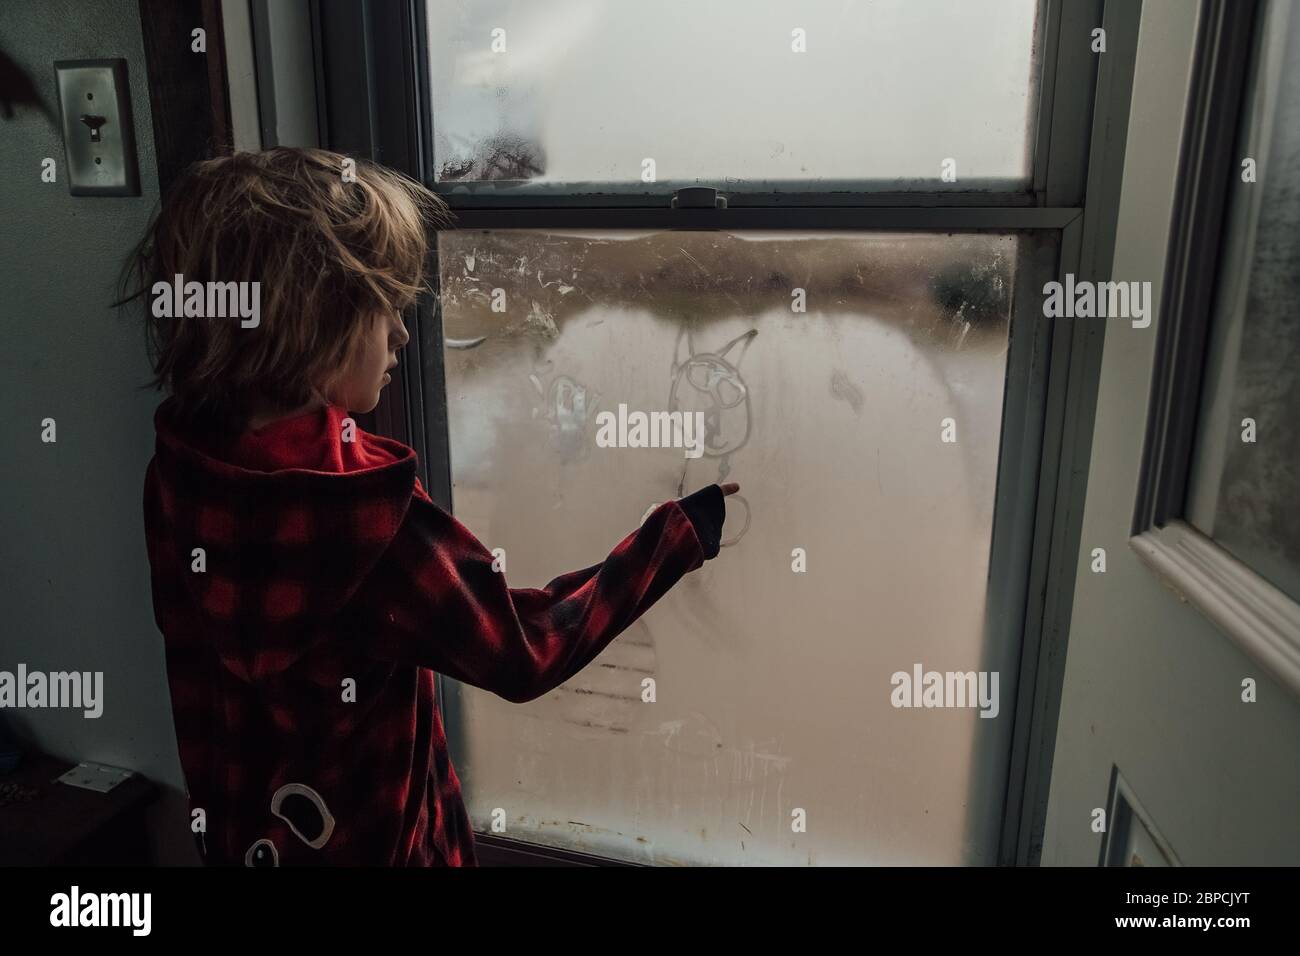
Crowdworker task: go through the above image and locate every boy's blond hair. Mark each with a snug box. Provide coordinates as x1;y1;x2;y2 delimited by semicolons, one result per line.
122;147;450;430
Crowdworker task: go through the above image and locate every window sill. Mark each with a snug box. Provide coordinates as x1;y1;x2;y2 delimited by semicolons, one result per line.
1130;520;1300;698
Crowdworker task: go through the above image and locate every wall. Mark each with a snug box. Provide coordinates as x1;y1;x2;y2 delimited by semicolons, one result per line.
1043;0;1300;865
0;0;197;865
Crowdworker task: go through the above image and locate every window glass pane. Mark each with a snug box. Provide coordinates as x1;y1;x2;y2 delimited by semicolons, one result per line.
437;229;1036;864
1186;0;1300;602
425;0;1042;193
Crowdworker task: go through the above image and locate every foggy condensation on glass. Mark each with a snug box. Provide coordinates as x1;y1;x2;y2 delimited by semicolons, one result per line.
437;230;1029;864
425;0;1041;191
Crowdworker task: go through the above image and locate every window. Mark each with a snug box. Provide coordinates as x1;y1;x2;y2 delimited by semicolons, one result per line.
1132;0;1300;697
1185;0;1300;604
318;0;1138;864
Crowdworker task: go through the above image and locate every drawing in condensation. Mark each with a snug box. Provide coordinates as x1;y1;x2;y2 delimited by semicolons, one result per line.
667;324;756;546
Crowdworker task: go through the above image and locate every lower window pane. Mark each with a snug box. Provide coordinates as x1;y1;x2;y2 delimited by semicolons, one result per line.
438;229;1025;864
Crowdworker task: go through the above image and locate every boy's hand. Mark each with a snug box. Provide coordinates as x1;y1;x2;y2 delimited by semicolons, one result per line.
672;483;737;559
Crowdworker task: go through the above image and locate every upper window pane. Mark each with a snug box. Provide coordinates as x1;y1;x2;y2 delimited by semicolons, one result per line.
425;0;1042;194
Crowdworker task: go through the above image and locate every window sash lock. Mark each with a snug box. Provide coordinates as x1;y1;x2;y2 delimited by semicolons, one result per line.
671;187;727;209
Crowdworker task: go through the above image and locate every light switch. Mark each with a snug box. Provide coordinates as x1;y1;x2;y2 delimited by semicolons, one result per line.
53;58;141;196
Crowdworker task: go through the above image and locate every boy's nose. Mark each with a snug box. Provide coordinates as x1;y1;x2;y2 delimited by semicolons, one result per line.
393;318;410;348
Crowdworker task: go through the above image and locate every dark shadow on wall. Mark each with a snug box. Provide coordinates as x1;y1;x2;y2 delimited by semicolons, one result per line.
0;46;57;126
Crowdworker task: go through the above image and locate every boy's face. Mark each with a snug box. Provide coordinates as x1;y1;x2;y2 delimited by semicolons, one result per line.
327;310;410;413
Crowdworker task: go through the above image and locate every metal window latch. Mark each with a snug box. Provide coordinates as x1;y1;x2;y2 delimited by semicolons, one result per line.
671;187;727;209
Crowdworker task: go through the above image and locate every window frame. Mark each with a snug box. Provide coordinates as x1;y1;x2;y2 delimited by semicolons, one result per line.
311;0;1141;866
1130;0;1300;699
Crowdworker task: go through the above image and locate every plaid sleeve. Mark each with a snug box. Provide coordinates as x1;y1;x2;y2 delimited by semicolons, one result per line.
353;489;723;703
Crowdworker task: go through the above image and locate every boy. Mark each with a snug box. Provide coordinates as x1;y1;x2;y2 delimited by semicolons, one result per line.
128;148;736;866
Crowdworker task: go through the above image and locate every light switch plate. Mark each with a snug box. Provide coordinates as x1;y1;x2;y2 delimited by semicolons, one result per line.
53;58;141;196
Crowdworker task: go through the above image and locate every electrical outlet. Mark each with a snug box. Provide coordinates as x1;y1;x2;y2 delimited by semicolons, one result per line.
53;58;141;196
57;761;137;794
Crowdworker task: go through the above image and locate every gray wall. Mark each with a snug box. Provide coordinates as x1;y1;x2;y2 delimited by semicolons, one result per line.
0;0;196;865
1043;0;1300;865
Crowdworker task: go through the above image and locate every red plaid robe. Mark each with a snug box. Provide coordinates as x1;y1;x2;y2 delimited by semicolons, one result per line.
142;398;725;866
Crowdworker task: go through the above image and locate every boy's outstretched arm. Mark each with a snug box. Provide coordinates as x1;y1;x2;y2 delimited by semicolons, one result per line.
355;483;731;702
